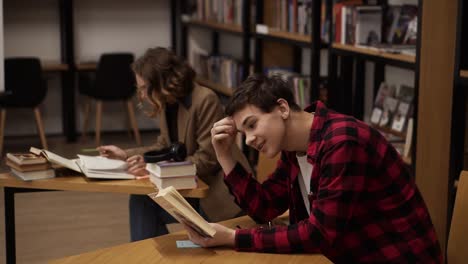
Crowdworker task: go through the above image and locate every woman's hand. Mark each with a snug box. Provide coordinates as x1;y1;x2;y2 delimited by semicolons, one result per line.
126;155;149;176
184;223;236;248
97;145;127;160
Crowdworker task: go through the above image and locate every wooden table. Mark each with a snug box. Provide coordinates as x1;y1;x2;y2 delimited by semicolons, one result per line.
0;173;209;264
50;215;331;264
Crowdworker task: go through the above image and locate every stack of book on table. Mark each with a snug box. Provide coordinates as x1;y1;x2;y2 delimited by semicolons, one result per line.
146;161;197;190
6;153;54;181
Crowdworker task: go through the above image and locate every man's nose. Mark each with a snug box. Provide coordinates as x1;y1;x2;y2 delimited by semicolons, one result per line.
245;134;256;147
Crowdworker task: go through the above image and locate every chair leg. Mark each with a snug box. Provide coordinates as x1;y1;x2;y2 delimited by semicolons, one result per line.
33;108;48;150
126;100;141;146
0;109;6;157
95;101;103;146
81;98;91;141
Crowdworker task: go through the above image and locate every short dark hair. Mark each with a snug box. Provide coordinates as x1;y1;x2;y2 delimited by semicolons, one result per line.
132;47;195;116
225;74;301;116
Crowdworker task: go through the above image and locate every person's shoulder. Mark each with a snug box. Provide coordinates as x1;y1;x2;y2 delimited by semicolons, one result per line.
322;112;373;146
192;83;219;104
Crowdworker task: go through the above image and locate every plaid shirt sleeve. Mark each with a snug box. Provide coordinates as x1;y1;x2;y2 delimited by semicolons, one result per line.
228;140;368;253
224;153;291;223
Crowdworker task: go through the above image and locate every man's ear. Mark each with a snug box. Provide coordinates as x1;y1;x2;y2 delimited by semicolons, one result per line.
277;98;290;120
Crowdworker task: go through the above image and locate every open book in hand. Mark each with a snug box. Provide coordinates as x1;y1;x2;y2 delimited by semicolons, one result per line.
30;147;135;180
148;186;216;238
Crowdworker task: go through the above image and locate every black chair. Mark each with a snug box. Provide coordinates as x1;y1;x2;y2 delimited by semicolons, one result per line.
79;53;141;146
0;58;48;156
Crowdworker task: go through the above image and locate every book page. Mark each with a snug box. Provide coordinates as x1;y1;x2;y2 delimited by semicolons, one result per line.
77;155;128;170
148;187;215;238
42;150;82;173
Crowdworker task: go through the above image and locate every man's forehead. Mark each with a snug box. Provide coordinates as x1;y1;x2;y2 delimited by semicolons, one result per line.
232;105;260;129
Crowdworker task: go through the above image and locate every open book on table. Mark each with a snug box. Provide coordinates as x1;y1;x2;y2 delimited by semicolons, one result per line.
148;186;215;238
29;147;135;180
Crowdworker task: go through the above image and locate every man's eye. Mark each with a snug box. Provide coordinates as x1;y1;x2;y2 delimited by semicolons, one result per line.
248;122;256;129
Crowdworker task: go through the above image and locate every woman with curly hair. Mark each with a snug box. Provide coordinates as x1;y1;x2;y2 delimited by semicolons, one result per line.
97;47;250;241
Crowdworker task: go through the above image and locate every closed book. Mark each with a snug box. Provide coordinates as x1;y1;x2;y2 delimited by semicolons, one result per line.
6;153;47;165
146;161;196;178
149;174;197;190
6;160;50;172
11;168;55;181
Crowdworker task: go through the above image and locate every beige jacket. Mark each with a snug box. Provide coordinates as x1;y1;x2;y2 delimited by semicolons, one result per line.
126;84;251;222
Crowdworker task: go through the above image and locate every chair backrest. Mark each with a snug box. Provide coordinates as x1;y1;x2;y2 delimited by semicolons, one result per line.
94;53;135;100
4;57;46;107
447;171;468;263
256;153;281;183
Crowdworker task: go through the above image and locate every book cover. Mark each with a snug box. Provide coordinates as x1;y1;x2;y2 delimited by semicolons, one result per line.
379;96;399;128
11;168;55;181
148;186;216;238
149;174;198;190
6;160;50;172
146;161;197;178
6;153;47;165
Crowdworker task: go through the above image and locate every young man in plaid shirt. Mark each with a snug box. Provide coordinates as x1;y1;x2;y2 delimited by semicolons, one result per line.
184;75;442;263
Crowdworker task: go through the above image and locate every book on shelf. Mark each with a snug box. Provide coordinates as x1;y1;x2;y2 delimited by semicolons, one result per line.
371;82;397;127
10;168;55;181
148;186;216;238
6;152;47;166
384;4;418;45
29;147;135;180
390;84;415;133
403;118;414;159
146;160;196;178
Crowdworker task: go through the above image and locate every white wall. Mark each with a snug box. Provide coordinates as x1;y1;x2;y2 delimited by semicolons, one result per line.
3;0;171;136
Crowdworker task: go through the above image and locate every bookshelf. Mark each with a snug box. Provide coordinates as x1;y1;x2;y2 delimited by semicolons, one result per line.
446;0;468;252
253;0;323;102
178;0;251;97
254;30;313;47
327;1;420;176
182;19;243;35
415;0;458;252
331;43;416;65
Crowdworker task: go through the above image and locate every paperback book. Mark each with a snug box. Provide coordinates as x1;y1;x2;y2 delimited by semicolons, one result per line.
148;186;215;238
29;147;135;179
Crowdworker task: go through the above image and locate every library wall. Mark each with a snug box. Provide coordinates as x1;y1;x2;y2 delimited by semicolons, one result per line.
3;0;171;136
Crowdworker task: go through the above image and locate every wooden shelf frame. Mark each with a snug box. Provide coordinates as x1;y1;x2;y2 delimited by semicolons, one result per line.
331;43;416;69
254;30;314;47
183;19;244;35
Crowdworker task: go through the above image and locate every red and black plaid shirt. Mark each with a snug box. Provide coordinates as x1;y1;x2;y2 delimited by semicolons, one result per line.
224;101;441;263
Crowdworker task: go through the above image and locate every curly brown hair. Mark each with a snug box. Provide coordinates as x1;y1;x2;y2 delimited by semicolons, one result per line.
131;47;196;117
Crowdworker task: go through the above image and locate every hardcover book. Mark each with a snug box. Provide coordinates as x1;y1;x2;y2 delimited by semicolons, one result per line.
146;161;196;178
11;168;55;181
6;153;47;166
